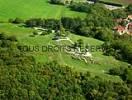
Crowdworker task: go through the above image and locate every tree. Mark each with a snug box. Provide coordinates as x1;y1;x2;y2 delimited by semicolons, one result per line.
126;4;132;14
50;0;64;5
33;31;38;35
79;26;93;37
0;33;7;40
8;36;17;41
57;22;69;37
111;9;127;18
95;28;114;41
93;0;99;3
10;18;24;24
73;39;84;49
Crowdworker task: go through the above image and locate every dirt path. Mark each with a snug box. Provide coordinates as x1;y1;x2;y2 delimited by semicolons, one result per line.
56;37;74;44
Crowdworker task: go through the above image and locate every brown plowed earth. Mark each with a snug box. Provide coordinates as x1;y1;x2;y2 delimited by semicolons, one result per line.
122;0;132;4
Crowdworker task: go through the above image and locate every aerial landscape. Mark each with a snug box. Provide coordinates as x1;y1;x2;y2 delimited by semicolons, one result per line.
0;0;132;100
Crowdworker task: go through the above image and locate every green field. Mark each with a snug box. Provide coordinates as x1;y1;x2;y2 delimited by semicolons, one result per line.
0;0;86;21
0;23;129;82
0;0;131;21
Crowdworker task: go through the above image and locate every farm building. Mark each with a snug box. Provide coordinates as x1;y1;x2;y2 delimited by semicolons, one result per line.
127;23;132;35
114;15;132;35
114;25;126;35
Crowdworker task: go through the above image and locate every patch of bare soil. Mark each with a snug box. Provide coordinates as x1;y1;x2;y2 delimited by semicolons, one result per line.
122;0;132;4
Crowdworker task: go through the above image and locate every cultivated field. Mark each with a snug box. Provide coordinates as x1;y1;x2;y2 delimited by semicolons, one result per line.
100;0;132;5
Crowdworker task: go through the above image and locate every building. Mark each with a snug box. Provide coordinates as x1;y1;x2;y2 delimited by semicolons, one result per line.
127;23;132;35
114;25;126;35
114;15;132;35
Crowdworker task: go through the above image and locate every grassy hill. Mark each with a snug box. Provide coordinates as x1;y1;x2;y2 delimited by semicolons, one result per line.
0;0;86;21
0;1;131;99
0;0;130;81
0;23;128;82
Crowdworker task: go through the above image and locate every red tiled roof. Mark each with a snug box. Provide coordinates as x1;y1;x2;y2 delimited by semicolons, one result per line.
128;23;132;27
114;25;125;31
128;23;132;33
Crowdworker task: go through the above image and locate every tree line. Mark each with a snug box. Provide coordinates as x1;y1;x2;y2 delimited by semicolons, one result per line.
102;34;132;64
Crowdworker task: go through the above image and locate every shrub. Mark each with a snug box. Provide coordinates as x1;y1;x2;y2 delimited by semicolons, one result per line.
126;4;132;14
33;31;38;35
8;36;17;41
9;18;24;24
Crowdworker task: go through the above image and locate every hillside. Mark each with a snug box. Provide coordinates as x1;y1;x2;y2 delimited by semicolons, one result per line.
0;34;131;99
0;0;131;81
0;0;132;99
0;23;129;81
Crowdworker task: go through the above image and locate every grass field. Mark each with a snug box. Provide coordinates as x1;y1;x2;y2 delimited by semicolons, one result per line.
0;0;131;21
0;0;86;21
0;23;129;82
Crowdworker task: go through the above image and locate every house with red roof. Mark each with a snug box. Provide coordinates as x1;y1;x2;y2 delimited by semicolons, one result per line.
114;25;126;35
127;23;132;35
114;15;132;35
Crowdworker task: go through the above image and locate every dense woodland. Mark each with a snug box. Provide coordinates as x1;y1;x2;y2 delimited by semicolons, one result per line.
0;33;132;100
1;2;132;100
